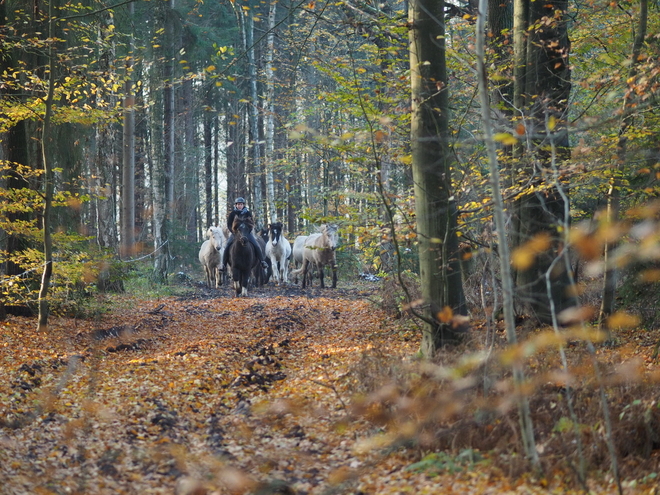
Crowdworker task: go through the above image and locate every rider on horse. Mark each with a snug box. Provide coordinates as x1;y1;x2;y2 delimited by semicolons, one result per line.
220;197;268;272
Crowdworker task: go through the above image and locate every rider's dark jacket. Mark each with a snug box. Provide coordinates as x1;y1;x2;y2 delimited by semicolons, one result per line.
227;207;253;232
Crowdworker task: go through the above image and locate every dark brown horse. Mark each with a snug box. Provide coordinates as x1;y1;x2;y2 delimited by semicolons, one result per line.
227;217;258;297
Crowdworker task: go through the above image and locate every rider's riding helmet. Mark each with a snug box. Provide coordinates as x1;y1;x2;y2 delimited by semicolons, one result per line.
234;197;246;204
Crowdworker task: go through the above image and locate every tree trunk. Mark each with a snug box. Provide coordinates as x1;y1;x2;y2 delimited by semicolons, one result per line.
37;2;56;332
409;0;467;356
599;0;648;331
204;93;214;229
476;0;539;467
121;1;136;258
264;0;277;224
511;0;576;323
152;0;176;282
247;10;264;223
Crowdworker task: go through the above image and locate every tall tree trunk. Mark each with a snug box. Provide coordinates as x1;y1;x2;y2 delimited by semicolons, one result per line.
94;123;118;249
409;0;467;356
152;0;176;282
225;95;247;211
511;0;576;323
599;0;649;330
121;1;136;258
247;9;264;223
37;2;56;332
264;0;277;223
181;75;196;242
204;91;214;229
476;0;539;467
213;114;220;227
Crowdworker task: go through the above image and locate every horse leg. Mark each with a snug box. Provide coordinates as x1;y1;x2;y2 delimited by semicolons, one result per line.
205;266;212;288
241;270;250;297
319;262;325;288
301;259;310;288
282;259;288;285
232;267;241;297
306;262;314;287
271;256;280;285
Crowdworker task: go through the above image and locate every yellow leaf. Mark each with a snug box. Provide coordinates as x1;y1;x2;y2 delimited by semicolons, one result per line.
607;311;640;330
639;268;660;283
511;233;551;270
400;154;412;165
494;133;518;145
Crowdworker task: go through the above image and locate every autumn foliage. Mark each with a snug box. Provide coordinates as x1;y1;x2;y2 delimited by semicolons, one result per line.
0;276;659;494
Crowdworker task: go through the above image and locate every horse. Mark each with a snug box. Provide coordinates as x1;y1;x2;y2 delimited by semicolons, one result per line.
198;226;225;288
266;222;292;285
253;232;270;286
291;235;309;285
256;227;273;284
259;227;269;245
227;217;259;297
299;224;339;289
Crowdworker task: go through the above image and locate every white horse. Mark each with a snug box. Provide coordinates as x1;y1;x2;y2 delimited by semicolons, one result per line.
265;222;292;285
291;235;308;285
198;226;225;288
297;224;339;289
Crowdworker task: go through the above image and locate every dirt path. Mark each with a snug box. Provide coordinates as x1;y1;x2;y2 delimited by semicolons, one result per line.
0;283;648;494
0;283;413;494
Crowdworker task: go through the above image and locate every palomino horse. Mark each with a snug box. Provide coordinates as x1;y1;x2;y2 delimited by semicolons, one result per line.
198;226;225;288
266;222;292;285
299;224;338;289
227;217;259;297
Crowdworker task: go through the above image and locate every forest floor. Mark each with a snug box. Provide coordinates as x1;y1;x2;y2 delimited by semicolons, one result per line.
1;276;660;495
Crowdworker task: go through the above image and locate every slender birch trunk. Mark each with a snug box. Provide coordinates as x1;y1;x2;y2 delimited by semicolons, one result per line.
264;0;277;223
247;10;263;221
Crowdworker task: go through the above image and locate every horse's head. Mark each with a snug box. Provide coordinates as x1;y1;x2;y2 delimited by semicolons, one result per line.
234;220;254;243
322;224;339;251
233;215;254;235
207;226;225;251
269;222;283;246
259;228;269;245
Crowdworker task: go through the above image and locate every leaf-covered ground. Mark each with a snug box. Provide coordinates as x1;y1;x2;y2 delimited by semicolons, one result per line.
1;280;659;494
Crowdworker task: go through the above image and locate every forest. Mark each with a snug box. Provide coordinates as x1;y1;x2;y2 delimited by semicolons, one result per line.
1;0;660;493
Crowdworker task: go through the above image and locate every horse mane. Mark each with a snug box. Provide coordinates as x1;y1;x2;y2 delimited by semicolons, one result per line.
232;215;254;232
